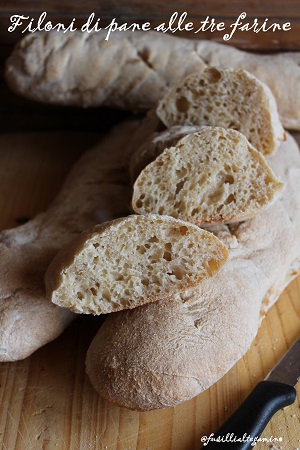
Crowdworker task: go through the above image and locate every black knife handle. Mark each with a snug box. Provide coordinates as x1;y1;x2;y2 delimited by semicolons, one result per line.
202;381;296;449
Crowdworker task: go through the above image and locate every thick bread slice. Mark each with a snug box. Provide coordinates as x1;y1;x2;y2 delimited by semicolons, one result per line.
5;31;300;129
157;67;284;155
45;214;228;315
132;127;284;225
86;132;300;411
129;125;200;183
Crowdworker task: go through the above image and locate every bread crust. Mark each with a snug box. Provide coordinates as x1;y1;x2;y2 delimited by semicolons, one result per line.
5;31;300;129
86;132;300;410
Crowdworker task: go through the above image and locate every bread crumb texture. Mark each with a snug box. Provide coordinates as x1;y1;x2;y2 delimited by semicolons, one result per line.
45;214;228;314
156;67;285;155
132;127;284;225
129;125;201;183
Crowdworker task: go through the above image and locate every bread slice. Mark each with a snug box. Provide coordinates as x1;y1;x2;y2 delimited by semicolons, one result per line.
156;67;285;155
130;125;201;183
45;214;228;315
132;127;285;225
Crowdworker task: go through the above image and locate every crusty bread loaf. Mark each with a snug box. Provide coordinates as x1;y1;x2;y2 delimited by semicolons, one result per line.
132;127;284;225
86;132;300;411
156;67;284;155
5;31;300;129
45;214;228;315
0;120;160;362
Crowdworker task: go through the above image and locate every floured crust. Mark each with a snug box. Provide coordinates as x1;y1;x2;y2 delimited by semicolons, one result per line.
5;30;300;129
86;132;300;410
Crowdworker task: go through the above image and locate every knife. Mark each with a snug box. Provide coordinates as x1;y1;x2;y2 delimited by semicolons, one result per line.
202;337;300;449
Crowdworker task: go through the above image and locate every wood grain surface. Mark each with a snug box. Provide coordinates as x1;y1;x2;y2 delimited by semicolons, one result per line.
0;131;299;450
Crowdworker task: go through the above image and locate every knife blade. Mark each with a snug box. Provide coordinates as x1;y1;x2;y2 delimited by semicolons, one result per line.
202;337;299;449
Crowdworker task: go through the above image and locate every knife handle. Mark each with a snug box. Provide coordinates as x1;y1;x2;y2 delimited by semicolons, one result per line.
202;381;296;449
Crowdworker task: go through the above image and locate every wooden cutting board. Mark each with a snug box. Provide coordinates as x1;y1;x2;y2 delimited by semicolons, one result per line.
0;131;299;450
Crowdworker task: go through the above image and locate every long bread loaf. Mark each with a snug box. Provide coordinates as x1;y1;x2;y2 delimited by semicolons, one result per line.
86;132;300;410
0;121;155;361
5;31;300;129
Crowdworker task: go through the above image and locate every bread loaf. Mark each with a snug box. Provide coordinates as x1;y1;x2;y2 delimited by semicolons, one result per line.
156;67;284;155
132;127;284;225
45;214;228;314
0;120;156;361
5;31;300;129
86;132;300;411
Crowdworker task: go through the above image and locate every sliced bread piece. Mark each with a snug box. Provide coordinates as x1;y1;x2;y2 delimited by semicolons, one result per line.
132;127;284;225
130;125;201;183
45;214;228;315
156;67;285;155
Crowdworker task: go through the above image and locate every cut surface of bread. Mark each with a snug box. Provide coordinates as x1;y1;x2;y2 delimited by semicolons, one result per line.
132;127;284;225
45;214;228;315
129;125;201;183
156;67;285;155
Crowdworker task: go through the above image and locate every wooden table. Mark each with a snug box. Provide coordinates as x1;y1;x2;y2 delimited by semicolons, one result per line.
0;131;299;450
0;1;300;449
